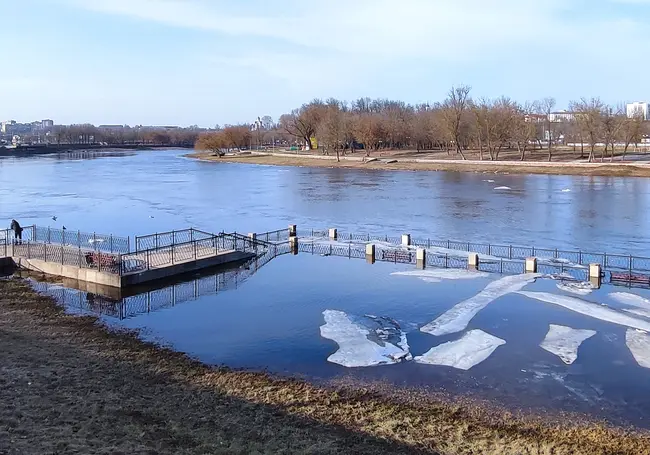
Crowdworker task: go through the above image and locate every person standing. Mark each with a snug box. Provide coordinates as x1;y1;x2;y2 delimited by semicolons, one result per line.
10;219;23;244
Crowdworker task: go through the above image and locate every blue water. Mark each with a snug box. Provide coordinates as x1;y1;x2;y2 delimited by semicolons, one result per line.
4;150;650;426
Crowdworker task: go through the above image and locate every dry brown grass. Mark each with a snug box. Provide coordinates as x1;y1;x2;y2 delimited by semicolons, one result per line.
1;277;650;454
190;152;650;177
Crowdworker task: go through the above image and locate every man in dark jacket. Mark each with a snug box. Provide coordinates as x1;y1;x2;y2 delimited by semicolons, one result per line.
10;219;23;244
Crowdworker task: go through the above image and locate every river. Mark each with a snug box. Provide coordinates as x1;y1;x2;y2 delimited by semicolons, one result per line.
2;149;650;427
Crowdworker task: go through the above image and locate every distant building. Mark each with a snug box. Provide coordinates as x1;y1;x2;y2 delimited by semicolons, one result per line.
41;119;54;129
626;102;649;120
98;125;126;131
524;114;546;123
548;110;575;123
1;120;16;134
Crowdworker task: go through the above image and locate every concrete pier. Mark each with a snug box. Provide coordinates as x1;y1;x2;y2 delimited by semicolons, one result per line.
525;257;538;273
589;263;602;288
468;253;479;269
416;248;426;269
365;244;375;264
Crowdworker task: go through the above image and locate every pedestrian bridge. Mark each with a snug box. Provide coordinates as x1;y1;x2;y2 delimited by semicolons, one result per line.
1;225;290;292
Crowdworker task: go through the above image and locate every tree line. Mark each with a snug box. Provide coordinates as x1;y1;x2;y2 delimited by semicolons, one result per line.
196;86;650;162
30;125;202;147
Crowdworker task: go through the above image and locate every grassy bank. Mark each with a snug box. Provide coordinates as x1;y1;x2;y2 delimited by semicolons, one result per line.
190;152;650;177
2;277;649;454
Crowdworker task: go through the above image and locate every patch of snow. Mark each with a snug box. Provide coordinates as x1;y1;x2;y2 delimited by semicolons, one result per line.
518;292;650;332
626;329;650;369
414;329;505;370
391;269;489;283
421;273;541;336
624;308;650;319
539;324;596;364
494;186;511;190
320;310;412;367
556;281;594;296
537;257;586;269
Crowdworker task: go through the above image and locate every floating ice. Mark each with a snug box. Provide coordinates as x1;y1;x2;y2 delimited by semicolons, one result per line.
320;310;412;367
414;329;505;370
626;329;650;369
494;186;511;190
391;269;489;283
518;292;650;332
421;273;541;336
537;257;586;269
561;188;571;193
624;308;650;319
556;281;594;296
540;324;596;364
483;179;495;183
610;292;650;310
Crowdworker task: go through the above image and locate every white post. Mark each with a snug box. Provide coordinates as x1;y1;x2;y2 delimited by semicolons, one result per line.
401;234;411;246
525;257;538;273
468;253;479;269
329;228;338;240
365;243;375;264
416;248;426;269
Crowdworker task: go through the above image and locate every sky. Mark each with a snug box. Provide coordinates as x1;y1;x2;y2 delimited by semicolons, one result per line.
2;0;650;127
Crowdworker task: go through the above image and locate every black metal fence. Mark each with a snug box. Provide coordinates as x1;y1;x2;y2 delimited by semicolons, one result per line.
135;228;214;252
257;228;291;244
301;228;650;274
31;225;130;253
10;242;121;274
29;239;288;319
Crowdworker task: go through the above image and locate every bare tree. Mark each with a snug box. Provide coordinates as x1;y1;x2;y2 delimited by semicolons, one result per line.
570;98;605;162
537;97;556;161
619;108;645;159
441;85;472;160
195;132;226;157
317;104;347;162
280;100;325;150
513;102;537;161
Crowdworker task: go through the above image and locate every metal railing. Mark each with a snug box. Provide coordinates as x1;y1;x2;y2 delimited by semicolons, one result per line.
121;232;264;276
1;225;36;244
32;225;130;253
301;228;650;274
29;241;290;319
256;228;291;244
10;241;121;274
135;228;213;252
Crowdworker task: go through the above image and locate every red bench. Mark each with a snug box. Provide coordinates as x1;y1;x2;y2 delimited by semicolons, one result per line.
84;252;119;270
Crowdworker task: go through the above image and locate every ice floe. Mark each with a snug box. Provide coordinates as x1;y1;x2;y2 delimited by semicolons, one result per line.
320;310;412;367
494;186;511;190
624;308;650;319
539;324;596;364
414;329;505;370
556;281;594;296
483;179;496;183
561;188;571;193
391;269;489;283
610;292;650;310
626;329;650;369
420;273;541;336
518;292;650;332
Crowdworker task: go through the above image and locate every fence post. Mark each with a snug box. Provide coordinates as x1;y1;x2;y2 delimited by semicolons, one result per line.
27;241;30;259
579;251;582;264
110;235;113;253
172;230;176;246
44;243;47;262
98;251;102;272
509;245;512;259
445;254;449;268
32;226;36;242
155;234;159;249
47;227;51;244
77;230;81;247
629;255;633;274
171;244;175;264
193;240;197;260
60;244;63;264
147;250;151;270
128;237;131;253
447;240;450;249
63;229;66;245
78;247;81;267
604;253;608;268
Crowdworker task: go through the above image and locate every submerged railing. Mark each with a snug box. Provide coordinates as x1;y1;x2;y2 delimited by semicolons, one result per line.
300;228;650;274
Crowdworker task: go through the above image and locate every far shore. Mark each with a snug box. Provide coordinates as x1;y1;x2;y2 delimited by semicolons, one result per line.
189;150;650;177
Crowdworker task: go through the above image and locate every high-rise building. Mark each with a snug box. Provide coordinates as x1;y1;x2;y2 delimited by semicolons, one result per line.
41;119;54;129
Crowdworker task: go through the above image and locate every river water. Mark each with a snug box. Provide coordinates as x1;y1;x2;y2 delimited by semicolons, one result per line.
3;149;650;427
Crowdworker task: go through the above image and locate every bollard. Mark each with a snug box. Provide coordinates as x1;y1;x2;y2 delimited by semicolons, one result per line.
288;224;297;238
468;252;479;270
525;257;537;273
401;234;411;247
365;243;375;264
290;236;298;255
589;263;602;289
329;228;338;241
416;248;426;269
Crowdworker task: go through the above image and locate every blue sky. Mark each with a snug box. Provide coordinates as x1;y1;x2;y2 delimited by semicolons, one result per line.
2;0;650;127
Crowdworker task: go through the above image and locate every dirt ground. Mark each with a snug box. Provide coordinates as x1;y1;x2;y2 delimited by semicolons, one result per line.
190;150;650;178
2;278;650;454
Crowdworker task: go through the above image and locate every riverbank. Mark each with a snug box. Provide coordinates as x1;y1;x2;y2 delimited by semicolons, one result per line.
2;278;649;454
190;151;650;177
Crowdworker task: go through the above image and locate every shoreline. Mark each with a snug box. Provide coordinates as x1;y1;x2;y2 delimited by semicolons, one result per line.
189;151;650;177
2;277;649;454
